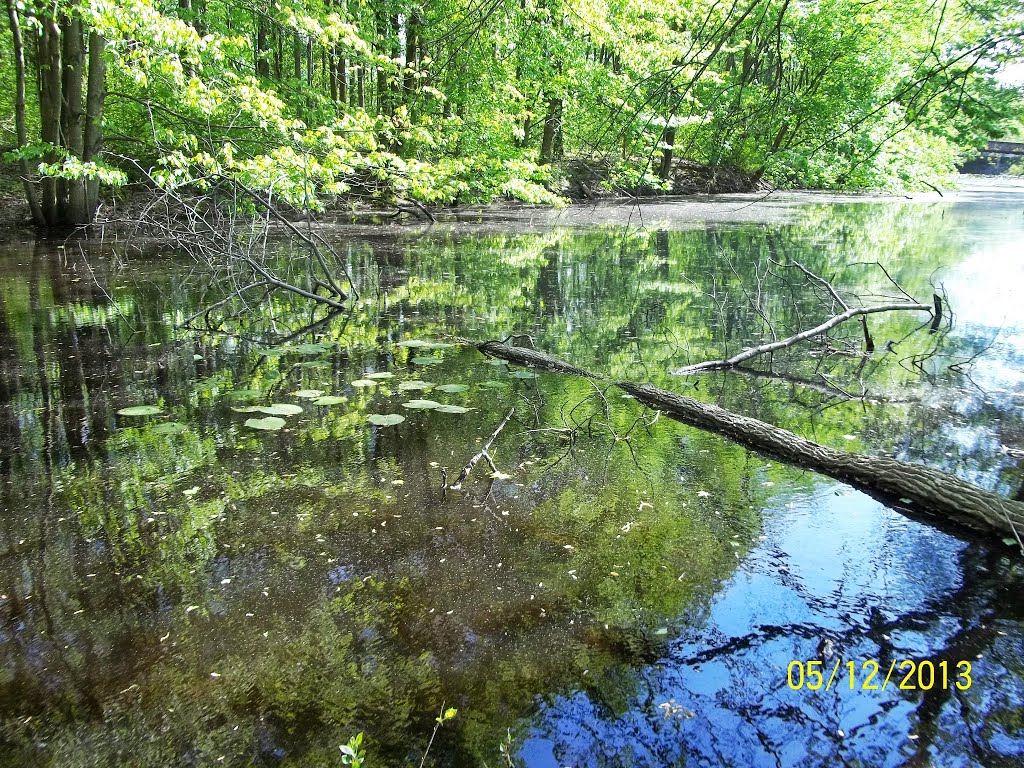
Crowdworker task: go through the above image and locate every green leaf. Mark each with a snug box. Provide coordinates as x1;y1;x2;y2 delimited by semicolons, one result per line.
291;342;331;354
245;416;287;431
367;413;406;426
402;399;442;410
435;405;470;414
293;389;326;398
398;380;434;391
313;396;347;406
365;372;395;380
118;405;164;417
150;421;187;434
435;384;468;393
351;379;378;388
260;403;304;416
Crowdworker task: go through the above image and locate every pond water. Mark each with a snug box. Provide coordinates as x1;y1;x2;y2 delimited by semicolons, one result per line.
1;186;1023;767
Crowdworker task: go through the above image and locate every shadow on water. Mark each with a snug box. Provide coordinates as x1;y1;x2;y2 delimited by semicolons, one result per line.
0;189;1023;766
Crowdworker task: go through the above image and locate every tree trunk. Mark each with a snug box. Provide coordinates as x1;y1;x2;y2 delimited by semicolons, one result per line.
659;126;676;182
255;14;270;78
61;12;87;224
404;12;417;98
4;0;44;225
83;31;106;219
293;33;302;80
38;13;63;227
540;97;562;163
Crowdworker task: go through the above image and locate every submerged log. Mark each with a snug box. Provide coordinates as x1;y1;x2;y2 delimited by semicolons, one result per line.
617;382;1024;536
476;341;1024;538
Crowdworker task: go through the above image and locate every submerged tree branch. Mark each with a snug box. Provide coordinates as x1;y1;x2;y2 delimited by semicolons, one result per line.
474;340;1024;539
673;301;934;375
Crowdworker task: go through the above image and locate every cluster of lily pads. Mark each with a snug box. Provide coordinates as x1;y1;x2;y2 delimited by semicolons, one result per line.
115;337;540;435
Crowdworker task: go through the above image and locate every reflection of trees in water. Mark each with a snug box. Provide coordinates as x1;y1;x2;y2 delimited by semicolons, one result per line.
526;537;1024;767
1;199;1022;766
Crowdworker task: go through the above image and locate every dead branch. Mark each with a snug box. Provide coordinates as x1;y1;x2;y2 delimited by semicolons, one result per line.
673;302;933;375
449;407;516;490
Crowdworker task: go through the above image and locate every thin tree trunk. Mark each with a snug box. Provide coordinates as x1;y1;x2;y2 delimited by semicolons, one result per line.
38;13;63;226
659;126;676;182
4;0;44;225
293;33;302;80
83;31;106;219
255;14;270;77
61;11;87;224
404;12;417;98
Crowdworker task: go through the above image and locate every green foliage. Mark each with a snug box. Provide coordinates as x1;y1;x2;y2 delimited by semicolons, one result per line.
4;0;1022;224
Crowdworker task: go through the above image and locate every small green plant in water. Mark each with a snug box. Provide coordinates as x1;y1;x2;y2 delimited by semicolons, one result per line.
419;705;458;768
340;732;365;767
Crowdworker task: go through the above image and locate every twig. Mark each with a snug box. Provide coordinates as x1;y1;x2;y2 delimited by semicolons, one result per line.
449;407;515;490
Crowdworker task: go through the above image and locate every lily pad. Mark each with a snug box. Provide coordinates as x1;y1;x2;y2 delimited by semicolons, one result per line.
511;370;538;379
151;421;187;434
435;405;471;414
398;340;452;350
365;372;395;380
259;403;304;416
232;404;302;416
367;413;406;426
435;383;469;393
312;396;347;406
292;342;332;354
398;380;433;391
350;379;378;388
226;389;263;401
411;356;443;365
478;380;510;390
118;405;164;417
244;416;287;431
293;389;326;399
297;360;332;369
402;399;442;410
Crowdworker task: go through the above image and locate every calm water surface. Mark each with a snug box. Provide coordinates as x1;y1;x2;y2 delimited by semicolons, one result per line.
1;188;1022;767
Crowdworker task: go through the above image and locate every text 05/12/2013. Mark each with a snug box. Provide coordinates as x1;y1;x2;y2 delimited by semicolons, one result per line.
786;660;973;691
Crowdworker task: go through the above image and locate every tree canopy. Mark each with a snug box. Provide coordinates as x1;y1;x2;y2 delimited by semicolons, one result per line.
2;0;1023;227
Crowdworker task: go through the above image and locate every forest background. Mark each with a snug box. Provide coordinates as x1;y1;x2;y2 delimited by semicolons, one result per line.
2;0;1023;229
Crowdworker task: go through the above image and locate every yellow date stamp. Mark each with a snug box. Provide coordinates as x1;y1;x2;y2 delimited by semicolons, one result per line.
787;659;972;691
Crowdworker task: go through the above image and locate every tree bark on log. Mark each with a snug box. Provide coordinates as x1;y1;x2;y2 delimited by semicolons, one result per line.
475;340;1024;539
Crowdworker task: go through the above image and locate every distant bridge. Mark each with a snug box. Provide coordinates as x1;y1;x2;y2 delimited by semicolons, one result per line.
959;140;1024;174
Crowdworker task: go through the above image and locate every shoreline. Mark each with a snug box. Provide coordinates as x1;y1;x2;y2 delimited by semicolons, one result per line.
2;175;1022;243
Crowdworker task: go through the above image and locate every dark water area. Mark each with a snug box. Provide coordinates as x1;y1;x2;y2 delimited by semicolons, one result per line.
1;188;1023;767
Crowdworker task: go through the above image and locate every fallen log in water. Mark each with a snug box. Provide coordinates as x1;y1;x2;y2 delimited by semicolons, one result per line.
476;340;1024;538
